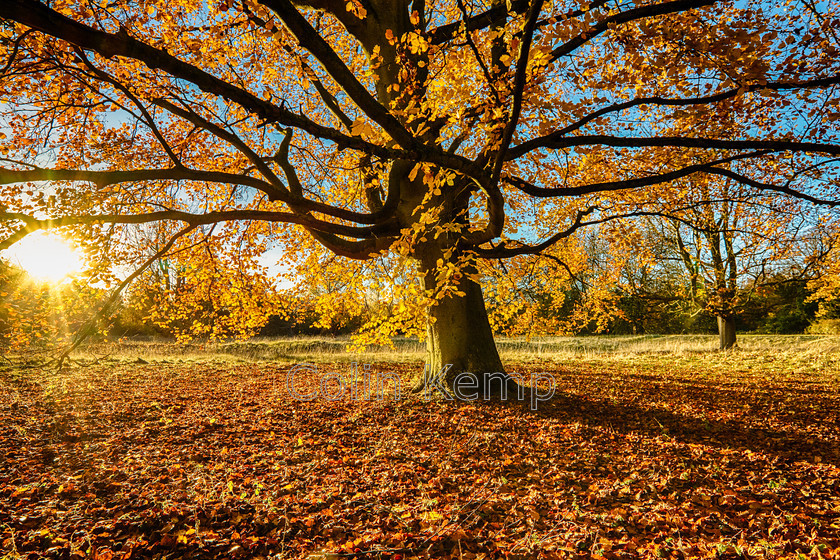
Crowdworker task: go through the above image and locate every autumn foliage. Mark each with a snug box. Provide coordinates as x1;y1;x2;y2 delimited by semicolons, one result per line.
0;0;838;371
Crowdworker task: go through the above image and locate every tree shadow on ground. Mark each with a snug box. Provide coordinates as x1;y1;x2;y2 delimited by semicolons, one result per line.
526;376;840;465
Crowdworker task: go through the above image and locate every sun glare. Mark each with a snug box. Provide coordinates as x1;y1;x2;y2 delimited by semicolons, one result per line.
4;231;85;283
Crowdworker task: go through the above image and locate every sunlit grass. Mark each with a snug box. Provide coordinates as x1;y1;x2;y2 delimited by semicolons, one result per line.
68;333;840;369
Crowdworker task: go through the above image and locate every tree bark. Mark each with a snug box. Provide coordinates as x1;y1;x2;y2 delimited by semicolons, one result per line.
717;315;737;350
426;274;502;373
411;254;524;401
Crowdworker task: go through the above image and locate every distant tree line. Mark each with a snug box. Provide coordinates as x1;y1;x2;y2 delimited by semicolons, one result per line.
108;213;840;342
3;207;838;351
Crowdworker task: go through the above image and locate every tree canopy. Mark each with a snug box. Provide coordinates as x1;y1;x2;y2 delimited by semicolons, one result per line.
1;0;838;387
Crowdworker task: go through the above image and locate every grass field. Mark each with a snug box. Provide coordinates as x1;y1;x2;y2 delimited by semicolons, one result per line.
1;335;839;559
71;333;840;364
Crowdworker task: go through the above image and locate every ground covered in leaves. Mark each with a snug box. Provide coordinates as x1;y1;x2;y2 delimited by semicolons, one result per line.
1;351;839;559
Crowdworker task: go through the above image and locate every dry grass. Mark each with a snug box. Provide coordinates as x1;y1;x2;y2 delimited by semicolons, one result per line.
65;333;840;369
499;333;840;359
73;336;425;364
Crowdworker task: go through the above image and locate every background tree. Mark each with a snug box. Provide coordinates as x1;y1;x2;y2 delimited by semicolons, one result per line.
807;218;840;329
633;173;829;348
1;0;839;392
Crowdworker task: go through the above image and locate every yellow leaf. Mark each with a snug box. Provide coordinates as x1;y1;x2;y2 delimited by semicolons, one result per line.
408;164;421;182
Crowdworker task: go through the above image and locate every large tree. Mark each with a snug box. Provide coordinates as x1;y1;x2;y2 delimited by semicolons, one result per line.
1;0;839;392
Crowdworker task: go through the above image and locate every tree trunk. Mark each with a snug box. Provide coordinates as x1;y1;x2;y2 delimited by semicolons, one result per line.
717;315;736;350
411;256;524;401
426;274;503;375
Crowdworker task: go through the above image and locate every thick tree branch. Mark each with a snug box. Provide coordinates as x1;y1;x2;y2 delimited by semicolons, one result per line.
428;0;612;45
0;166;270;189
460;179;506;246
429;0;528;44
274;128;304;198
0;166;398;226
705;167;840;206
0;207;398;248
304;65;355;130
1;29;34;75
258;0;416;149
475;206;597;257
493;0;545;180
242;4;355;130
504;152;768;197
508;135;840;159
455;0;503;106
306;230;396;260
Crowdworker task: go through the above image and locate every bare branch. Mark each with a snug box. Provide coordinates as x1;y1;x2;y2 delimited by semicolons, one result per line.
547;0;715;64
503;152;769;197
0;207;399;247
476;207;763;258
56;223;199;367
543;75;840;140
509;135;840;160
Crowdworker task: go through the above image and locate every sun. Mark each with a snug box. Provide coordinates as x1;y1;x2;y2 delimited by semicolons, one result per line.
4;231;85;283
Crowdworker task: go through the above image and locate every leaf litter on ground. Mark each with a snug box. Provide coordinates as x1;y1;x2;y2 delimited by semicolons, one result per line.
0;351;838;559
